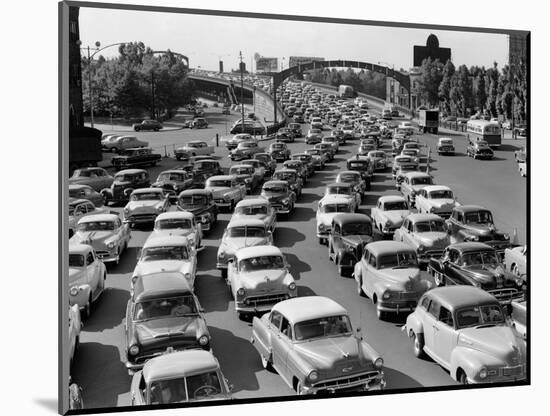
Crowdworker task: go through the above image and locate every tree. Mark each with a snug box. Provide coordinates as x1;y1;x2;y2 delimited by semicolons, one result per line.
473;68;487;113
417;58;444;107
438;60;455;114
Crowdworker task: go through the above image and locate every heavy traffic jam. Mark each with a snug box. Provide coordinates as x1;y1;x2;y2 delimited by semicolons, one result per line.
67;79;527;407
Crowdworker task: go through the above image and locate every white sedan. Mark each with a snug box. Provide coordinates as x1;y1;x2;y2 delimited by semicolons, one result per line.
176;140;214;156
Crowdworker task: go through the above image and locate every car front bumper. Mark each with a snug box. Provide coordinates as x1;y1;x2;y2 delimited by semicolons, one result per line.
377;298;419;313
235;293;294;313
95;248;120;263
300;371;385;394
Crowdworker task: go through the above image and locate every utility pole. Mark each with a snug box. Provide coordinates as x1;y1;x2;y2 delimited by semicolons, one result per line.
87;46;94;128
151;71;156;120
239;51;245;132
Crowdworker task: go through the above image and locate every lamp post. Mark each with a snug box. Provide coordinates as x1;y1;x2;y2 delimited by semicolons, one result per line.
239;51;245;132
77;41;127;128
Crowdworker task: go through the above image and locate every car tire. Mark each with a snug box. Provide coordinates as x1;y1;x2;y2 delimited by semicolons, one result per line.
458;370;469;385
221;269;227;279
411;331;425;358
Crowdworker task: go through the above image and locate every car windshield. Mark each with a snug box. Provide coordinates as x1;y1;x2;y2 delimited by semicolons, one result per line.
322;203;351;213
414;220;445;233
228;226;266;238
231;167;253;175
272;144;285;149
134;295;197;322
328;186;351;195
403;150;417;156
310;129;321;134
158;173;186;182
131;192;163;201
178;195;207;206
273;172;295;181
156;219;192;230
378;252;418;269
337;174;359;182
294;315;352;341
149;372;223;404
285;163;301;170
342;222;372;236
396;158;412;164
141;246;189;261
73;170;91;177
69;254;85;267
441;140;453;145
306;149;321;155
411;177;432;185
384;201;408;210
77;221;115;232
239;255;284;271
370;152;385;158
114;174;137;182
188;143;203;148
429;190;453;199
235;205;268;215
208;180;232;187
263;186;286;193
464;211;494;225
348;161;367;169
460;251;500;267
455;304;505;329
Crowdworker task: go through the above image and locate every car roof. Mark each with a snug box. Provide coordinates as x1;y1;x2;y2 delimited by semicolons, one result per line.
207;175;235;181
236;198;268;207
404;171;431;179
69;243;92;255
178;189;211;196
69;198;92;206
133;272;193;303
274;168;296;174
78;214;119;223
454;205;489;213
143;350;219;383
378;195;407;203
158;170;189;175
274;296;347;325
423;185;451;193
230;164;254;170
116;169;147;175
333;213;372;225
425;286;499;312
263;180;288;187
406;213;444;223
131;187;164;194
366;241;416;256
236;245;282;260
143;236;189;248
449;242;495;253
327;182;352;188
227;218;266;228
68;184;93;190
155;212;194;221
188;140;206;144
319;195;353;205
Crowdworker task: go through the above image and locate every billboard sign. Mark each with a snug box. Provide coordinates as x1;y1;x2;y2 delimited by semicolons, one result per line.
256;57;278;73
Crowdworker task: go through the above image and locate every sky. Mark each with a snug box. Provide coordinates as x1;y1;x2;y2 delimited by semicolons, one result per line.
79;6;510;73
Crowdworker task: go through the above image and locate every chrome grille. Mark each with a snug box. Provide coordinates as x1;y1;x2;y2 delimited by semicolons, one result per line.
313;371;381;390
488;288;523;303
397;291;418;300
244;293;289;307
501;365;524;377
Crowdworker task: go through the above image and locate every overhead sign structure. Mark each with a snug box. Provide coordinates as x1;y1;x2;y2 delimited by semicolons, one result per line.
288;56;325;68
255;57;278;73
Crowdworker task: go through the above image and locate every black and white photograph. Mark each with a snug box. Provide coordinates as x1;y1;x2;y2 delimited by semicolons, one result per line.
57;1;533;414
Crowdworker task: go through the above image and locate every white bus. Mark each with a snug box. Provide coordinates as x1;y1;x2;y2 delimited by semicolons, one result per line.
466;120;502;147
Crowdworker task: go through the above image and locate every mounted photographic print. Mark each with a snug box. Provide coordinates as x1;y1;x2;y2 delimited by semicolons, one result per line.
59;1;529;414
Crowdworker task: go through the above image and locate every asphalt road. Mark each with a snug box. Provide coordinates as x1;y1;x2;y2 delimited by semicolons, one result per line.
73;103;526;408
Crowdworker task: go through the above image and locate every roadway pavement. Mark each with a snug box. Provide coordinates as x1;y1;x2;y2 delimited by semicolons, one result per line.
72;102;526;408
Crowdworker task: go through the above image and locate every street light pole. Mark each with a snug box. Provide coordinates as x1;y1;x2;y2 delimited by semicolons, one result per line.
239;51;245;132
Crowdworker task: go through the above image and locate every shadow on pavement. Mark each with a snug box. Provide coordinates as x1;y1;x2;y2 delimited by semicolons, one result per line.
288;206;315;222
283;252;311;281
208;326;261;393
83;287;130;332
382;367;426;390
107;247;140;275
297;192;320;204
297;285;317;297
71;342;131;409
206;218;229;241
197;245;218;271
274;226;306;247
195;271;231;313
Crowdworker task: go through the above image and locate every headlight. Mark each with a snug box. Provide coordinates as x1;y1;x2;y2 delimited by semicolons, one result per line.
107;241;116;249
417;245;426;253
288;282;296;291
201;214;209;223
382;291;391;300
123;208;129;215
374;357;384;369
282;198;290;205
318;223;326;232
218;251;226;259
308;370;319;382
69;287;79;296
430;207;437;213
184;273;191;281
224;194;231;201
157;206;164;212
466;235;479;242
411;190;416;196
479;367;488;379
385;220;391;227
245;178;252;183
129;345;140;356
237;288;246;297
503;233;510;240
198;335;209;346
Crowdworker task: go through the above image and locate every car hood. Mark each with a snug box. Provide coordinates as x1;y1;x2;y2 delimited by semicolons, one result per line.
262;192;288;201
458;326;525;364
425;199;456;209
134;260;193;277
459;264;505;284
135;316;204;344
413;232;450;248
341;235;374;247
206;187;232;198
317;212;340;226
233;213;270;225
221;237;269;254
149;229;194;240
126;200;163;211
376;267;422;287
293;336;374;372
69;267;85;285
72;231;114;245
461;224;497;236
179;205;207;215
237;269;292;290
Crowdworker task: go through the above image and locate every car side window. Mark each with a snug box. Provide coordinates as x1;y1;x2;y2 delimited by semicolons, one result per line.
420;296;431;310
368;252;377;268
439;307;454;327
448;249;459;264
428;300;440;318
280;318;291;339
408;221;414;233
270;311;282;330
86;252;95;265
333;223;340;236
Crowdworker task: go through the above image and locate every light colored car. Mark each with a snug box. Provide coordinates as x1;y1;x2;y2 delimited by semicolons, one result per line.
321;135;339;152
130;349;232;405
391;155;418;177
405;286;526;384
437;137;455;155
132;236;197;290
68;243;107;318
217;218;274;278
69;184;104;207
335;171;365;196
103;135;148;153
508;300;526;340
393;213;451;268
414;185;460;218
70;214;131;264
504;245;527;278
149;211;203;252
224;133;255;150
367;150;387;171
324;182;360;211
305;128;323;144
230;141;263;161
69;167;114;192
227;245;297;317
251;296;386;394
316;195;354;244
123;188;171;226
176;140;214;157
229;164;262;193
69;304;82;365
205;175;246;211
240;159;266;181
232;198;277;233
370;195;411;235
68;198;109;238
399;171;434;207
353;241;433;320
400;149;420;164
518;160;527;177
